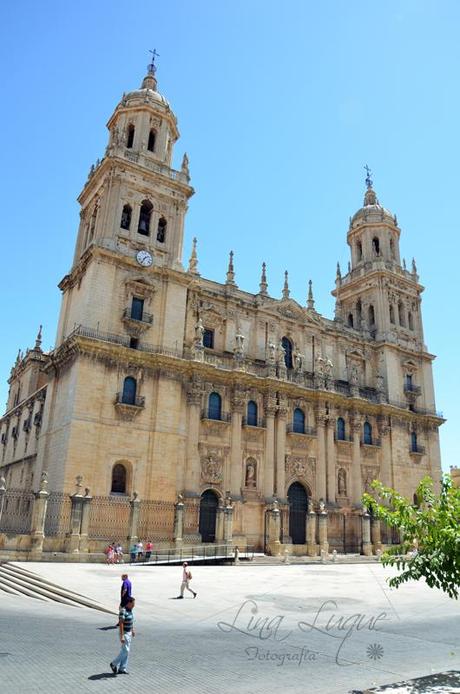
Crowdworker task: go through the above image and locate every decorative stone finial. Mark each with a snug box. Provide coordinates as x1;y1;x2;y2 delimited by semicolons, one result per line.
34;325;43;351
226;250;236;286
39;470;48;492
307;279;315;310
188;237;199;275
282;271;290;300
412;258;417;275
402;258;407;270
363;166;379;206
259;262;268;296
0;476;6;492
75;475;83;494
336;262;341;281
181;153;190;178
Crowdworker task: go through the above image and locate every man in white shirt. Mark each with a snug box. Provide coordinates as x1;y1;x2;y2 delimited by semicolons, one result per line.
177;561;197;599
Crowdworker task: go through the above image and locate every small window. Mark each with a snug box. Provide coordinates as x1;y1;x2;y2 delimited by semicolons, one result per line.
111;463;127;494
372;237;380;256
120;204;132;230
408;312;414;330
389;305;395;324
247;401;258;426
336;417;345;441
398;301;405;327
406;374;413;388
347;313;354;328
131;297;144;321
293;408;305;434
157;217;167;243
357;241;363;261
138;200;153;236
203;329;214;349
363;421;372;445
411;431;418;452
147;129;156;152
368;304;375;327
282;337;293;369
122;377;137;405
126;124;135;149
129;337;139;350
208;392;222;420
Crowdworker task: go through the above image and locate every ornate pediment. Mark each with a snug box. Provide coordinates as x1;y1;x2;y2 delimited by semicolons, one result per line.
124;276;158;302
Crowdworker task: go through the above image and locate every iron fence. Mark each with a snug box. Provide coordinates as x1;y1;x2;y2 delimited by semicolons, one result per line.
88;495;131;540
137;499;176;542
0;488;34;534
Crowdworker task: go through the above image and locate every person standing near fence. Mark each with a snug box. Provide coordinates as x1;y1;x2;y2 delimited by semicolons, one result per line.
110;597;136;675
177;562;197;599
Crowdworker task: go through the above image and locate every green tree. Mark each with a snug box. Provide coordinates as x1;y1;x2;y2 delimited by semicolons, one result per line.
362;474;460;599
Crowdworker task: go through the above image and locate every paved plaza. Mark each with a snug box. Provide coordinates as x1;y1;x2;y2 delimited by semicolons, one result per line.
1;561;459;693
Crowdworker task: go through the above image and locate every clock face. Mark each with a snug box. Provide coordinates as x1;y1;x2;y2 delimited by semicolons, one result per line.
136;250;153;267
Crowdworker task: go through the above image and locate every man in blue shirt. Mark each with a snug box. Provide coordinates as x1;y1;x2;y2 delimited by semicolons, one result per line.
110;597;135;675
120;574;132;607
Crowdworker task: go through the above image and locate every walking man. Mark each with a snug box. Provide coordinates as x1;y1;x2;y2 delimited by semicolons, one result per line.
120;573;132;607
110;596;135;675
177;561;197;599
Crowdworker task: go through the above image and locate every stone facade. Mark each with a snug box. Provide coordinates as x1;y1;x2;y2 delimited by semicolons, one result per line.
0;62;444;555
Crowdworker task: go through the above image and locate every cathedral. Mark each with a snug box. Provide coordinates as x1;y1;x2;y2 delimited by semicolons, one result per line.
0;60;444;556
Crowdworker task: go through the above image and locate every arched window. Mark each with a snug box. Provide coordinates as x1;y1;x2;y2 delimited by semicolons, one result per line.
126;124;135;149
138;200;153;236
408;312;414;330
368;304;375;327
121;377;137;405
247;401;258;426
293;407;305;434
389;305;395;324
157;217;167;243
89;205;97;242
120;204;132;230
111;463;127;494
398;301;405;327
390;238;395;259
347;313;354;328
147;129;156;152
357;241;363;261
208;392;222;420
363;421;372;445
372;237;380;256
281;336;293;369
336;417;346;441
356;300;362;326
411;431;418;453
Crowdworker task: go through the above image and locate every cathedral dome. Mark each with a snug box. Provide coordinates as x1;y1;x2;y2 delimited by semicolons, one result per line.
351;186;395;227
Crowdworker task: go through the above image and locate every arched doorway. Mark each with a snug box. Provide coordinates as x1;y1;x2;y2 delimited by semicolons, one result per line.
199;490;219;543
288;482;308;544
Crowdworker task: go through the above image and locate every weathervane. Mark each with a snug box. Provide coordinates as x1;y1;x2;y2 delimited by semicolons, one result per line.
364;164;373;190
148;48;160;74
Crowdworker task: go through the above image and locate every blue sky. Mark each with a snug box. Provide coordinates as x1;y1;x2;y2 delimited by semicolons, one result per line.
0;1;458;471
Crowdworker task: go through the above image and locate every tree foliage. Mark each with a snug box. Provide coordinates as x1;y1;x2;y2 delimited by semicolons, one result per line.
362;475;460;599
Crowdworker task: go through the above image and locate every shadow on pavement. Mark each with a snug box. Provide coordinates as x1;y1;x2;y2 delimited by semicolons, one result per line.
88;672;117;680
98;625;118;631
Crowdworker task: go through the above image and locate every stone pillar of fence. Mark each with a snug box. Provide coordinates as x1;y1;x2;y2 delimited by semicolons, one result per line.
318;505;329;556
65;476;86;553
30;472;50;557
174;495;184;548
362;510;372;556
371;517;382;555
79;489;92;553
223;500;234;546
0;476;6;529
127;492;141;545
215;499;225;543
307;509;318;557
266;499;281;556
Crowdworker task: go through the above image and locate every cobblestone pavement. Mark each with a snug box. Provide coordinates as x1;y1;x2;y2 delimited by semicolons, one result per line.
1;563;460;693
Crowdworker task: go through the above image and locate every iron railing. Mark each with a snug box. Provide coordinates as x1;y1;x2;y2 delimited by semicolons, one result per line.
127;543;254;565
200;409;231;422
122;308;153;324
242;417;266;428
115;393;145;408
286;424;317;436
410;445;426;455
360;438;382;447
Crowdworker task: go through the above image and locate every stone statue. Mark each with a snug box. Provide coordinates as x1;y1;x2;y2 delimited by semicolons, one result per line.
338;469;346;496
294;350;303;371
268;342;276;363
319;499;326;513
349;365;359;386
234;331;245;355
181;152;190;177
195;316;204;345
245;461;257;488
324;358;333;378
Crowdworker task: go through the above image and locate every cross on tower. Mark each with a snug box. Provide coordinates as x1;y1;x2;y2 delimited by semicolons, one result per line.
148;48;160;73
364;164;373;190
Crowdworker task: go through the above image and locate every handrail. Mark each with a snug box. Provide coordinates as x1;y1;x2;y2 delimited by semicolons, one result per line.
129;544;254;565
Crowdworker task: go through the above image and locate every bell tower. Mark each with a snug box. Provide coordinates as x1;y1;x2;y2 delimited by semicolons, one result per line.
72;55;193;272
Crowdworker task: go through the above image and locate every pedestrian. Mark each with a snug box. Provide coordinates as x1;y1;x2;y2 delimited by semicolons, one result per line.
105;543;114;565
177;561;197;599
120;573;132;607
115;543;123;563
110;597;136;675
129;543;137;563
136;540;144;562
145;540;153;562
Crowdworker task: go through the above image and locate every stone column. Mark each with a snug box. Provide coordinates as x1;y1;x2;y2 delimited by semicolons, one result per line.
184;383;202;495
173;495;184;548
30;472;49;557
371;517;382;554
316;409;327;502
230;391;244;498
223;501;234;546
263;394;277;500
351;416;363;507
362;510;372;556
127;492;141;545
379;421;392;488
275;398;288;501
215;499;225;543
79;489;92;553
266;500;281;556
318;506;329;555
326;417;336;504
307;509;318;557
